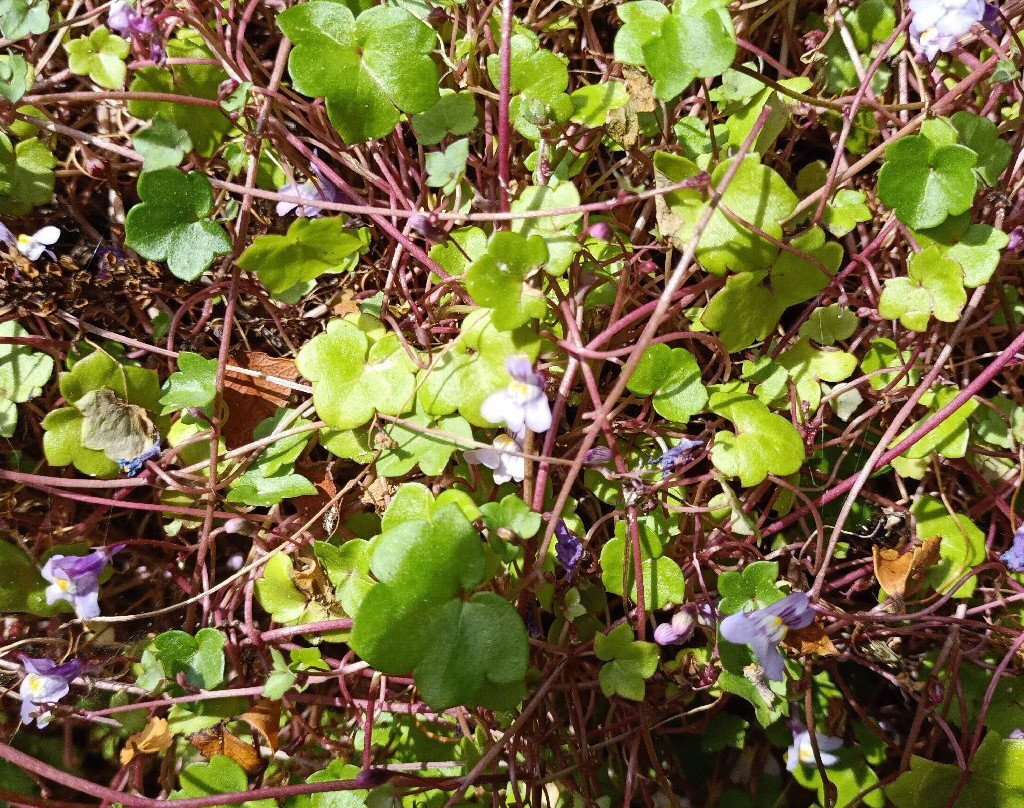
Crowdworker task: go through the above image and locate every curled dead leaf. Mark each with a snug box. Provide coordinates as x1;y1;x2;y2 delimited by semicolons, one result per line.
119;716;173;765
238;698;281;752
222;351;299;448
189;724;265;776
873;536;941;598
784;619;837;657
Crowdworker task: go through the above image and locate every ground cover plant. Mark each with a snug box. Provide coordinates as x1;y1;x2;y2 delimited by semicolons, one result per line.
0;0;1023;805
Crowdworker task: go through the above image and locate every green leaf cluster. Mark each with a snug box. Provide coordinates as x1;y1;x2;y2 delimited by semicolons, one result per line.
64;26;130;90
600;513;685;610
626;343;708;423
0;132;55;216
0;320;54;437
0;0;49;41
594;623;659;701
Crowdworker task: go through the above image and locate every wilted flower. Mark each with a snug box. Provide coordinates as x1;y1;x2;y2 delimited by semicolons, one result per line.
654;609;696;646
19;656;84;728
1001;525;1024;572
118;433;161;477
654;438;703;478
554;519;583;581
786;723;843;771
0;223;60;261
720;592;815;681
584;446;613;466
481;356;552;434
464;433;524;484
909;0;987;60
276;163;339;217
108;0;156;36
41;544;125;620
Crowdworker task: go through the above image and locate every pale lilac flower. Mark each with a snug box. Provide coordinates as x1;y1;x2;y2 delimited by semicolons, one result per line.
786;723;843;771
554;519;583;581
720;592;815;681
909;0;987;60
481;356;552;434
18;655;84;728
108;1;156;36
41;544;125;620
1008;226;1024;252
0;225;60;261
1001;525;1024;572
276;164;338;217
655;438;703;478
1009;728;1024;740
654;609;696;646
464;433;525;484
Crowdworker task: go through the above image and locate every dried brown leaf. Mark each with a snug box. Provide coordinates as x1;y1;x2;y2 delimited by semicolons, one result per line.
238;698;281;752
119;717;173;765
189;724;264;775
222;351;298;448
873;536;941;597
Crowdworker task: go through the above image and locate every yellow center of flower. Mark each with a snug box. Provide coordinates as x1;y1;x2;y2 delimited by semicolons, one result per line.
510;381;532;401
494;435;516;450
16;234;32;247
799;743;816;764
770;615;784;629
27;674;43;694
57;578;71;592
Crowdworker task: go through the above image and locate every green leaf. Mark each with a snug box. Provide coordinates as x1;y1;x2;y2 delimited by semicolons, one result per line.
307;761;367;808
775;337;857;414
226;469;316;506
799;304;859;345
124;168;232;281
465;230;549;330
600;537;685;610
911;495;985;598
425;137;470;194
255;553;309;624
0;0;49;40
891;385;978;461
133;117;193;171
823;189;872;237
128;30;231;156
914;215;1009;288
509;182;582;275
486;33;569;104
159;351;218;414
791;749;885;808
76;388;157;461
877;134;978;230
64;26;129;90
0;539;46;614
411;89;479;145
951;110;1011;186
153;628;226;689
613;1;669;65
0;320;53;437
594;623;659;701
296;318;417;431
0;54;33;103
569;81;629;126
886;734;1024;808
237;217;370;296
709;388;805;486
350;507;528;710
480;494;542;541
0;133;55;216
374;408;474;477
279;3;439;144
314;540;374;617
627;343;708;423
657;153;798;275
716;560;781;613
170;756;274;808
878;246;966;331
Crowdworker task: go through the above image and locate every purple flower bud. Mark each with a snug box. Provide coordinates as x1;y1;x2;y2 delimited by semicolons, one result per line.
109;1;156;37
654;609;695;646
655;438;703;478
584;446;613;466
719;592;815;681
1002;525;1024;572
554;520;583;581
149;38;166;66
1009;728;1024;740
19;655;85;728
1007;226;1024;252
41;544;125;620
524;608;541;639
354;768;392;788
586;221;613;241
408;213;445;242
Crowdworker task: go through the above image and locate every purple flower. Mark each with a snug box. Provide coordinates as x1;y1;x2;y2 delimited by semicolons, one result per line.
481;356;552;434
584;446;613;466
720;592;815;681
1008;226;1024;253
276;162;339;217
19;656;84;728
41;544;125;620
108;1;156;36
655;438;703;478
464;433;524;484
554;520;583;581
118;433;161;476
1002;525;1024;572
654;609;695;646
909;0;987;60
1009;728;1024;740
787;723;843;771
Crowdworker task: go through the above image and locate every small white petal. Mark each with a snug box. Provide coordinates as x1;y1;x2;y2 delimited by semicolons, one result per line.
33;226;60;245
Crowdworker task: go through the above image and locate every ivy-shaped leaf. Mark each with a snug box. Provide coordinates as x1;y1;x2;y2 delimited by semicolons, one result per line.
626;343;708;423
709;386;805;486
799;304;859;346
124;168;232;281
374;407;474;477
716;560;782;613
569;81;629;127
350;506;528;710
913;213;1009;288
170;755;274;808
237;218;371;297
296;317;418;431
278;3;439;144
600;536;685;610
485;33;569;105
465;231;549;330
877;134;978;230
0;133;55;216
152;628;226;690
133;117;193;171
594;623;659;701
910;495;986;598
0;320;54;437
314;540;374;617
878;246;966;331
509;182;583;275
411;89;479;145
425;137;470;194
0;54;33;103
0;0;49;41
65;26;130;90
823;189;872;237
951;110;1011;186
775;337;858;414
160;351;218;414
